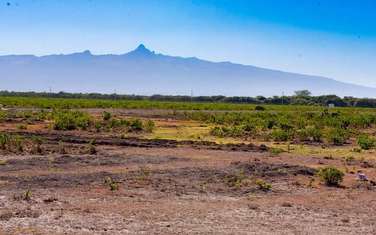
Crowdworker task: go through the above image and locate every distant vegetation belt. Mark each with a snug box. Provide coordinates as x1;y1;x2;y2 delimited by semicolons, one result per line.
0;91;376;109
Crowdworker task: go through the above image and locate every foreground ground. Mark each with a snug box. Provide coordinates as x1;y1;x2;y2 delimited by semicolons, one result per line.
0;108;375;234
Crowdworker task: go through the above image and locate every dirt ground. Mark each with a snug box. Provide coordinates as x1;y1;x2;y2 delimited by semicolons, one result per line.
0;111;376;234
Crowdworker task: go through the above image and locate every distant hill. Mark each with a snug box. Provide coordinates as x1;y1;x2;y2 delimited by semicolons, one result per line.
0;44;375;97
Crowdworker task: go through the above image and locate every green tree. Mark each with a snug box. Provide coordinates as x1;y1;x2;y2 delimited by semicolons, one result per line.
294;90;312;97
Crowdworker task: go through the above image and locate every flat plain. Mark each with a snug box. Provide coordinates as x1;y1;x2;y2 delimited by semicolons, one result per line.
0;98;375;234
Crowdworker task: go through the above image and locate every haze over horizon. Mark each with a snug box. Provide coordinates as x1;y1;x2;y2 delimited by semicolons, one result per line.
0;0;375;88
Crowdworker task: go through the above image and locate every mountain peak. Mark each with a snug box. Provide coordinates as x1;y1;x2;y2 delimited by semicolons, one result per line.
82;50;92;55
136;44;147;51
127;44;154;57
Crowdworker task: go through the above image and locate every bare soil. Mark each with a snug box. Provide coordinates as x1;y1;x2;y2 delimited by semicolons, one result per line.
0;111;376;234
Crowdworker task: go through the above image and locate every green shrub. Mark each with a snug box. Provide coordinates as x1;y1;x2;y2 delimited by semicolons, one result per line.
144;120;155;133
104;177;119;191
108;119;129;129
271;128;292;141
75;115;92;130
254;105;266;111
94;121;103;132
53;111;92;131
226;125;243;137
12;136;24;152
0;133;10;149
22;189;32;201
242;122;257;136
210;126;225;137
0;111;7;122
296;126;322;142
357;134;375;150
344;155;355;164
225;170;247;188
296;129;310;142
306;126;322;142
270;147;284;155
264;119;277;129
317;166;344;186
102;111;112;121
210;124;256;138
0;134;25;152
128;119;144;132
325;128;348;145
109;182;119;191
255;179;272;191
94;116;155;134
278;118;294;131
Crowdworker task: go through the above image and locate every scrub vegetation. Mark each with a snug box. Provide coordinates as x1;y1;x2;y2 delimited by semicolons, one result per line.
0;94;376;234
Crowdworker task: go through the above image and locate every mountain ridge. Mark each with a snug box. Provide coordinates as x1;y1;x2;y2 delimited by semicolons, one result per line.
0;44;375;98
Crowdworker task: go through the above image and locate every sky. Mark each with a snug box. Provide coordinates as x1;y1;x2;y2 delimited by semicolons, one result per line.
0;0;376;87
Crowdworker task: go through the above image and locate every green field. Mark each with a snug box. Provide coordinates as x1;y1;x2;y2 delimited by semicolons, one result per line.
1;96;376;112
0;96;298;110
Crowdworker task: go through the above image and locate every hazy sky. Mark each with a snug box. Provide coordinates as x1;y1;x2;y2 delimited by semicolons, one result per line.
1;0;375;87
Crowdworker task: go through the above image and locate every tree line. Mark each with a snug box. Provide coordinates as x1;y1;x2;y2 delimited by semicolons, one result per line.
1;90;376;108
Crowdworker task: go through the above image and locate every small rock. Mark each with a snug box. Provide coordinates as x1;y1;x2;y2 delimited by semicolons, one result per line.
341;218;350;223
0;211;13;221
43;197;58;203
281;202;293;207
248;204;259;210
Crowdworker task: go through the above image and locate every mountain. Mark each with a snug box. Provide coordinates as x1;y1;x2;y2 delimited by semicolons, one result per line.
0;44;375;97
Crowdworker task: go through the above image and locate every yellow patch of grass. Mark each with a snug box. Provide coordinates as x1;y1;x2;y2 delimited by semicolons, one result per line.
146;119;246;144
268;142;375;160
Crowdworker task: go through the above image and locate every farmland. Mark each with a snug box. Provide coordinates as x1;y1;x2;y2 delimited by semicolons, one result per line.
0;96;376;234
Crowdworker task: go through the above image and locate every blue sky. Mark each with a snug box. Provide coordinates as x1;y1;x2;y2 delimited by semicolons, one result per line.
0;0;375;87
